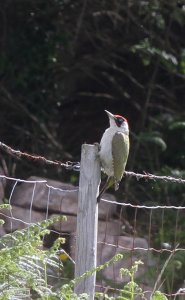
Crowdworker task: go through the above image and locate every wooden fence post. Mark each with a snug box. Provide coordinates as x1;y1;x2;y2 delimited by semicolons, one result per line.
74;144;101;299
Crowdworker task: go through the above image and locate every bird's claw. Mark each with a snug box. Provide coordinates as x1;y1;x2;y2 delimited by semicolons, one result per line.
94;142;100;151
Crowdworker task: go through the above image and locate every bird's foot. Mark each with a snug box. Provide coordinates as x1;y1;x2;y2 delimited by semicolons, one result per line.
97;194;101;203
94;142;100;151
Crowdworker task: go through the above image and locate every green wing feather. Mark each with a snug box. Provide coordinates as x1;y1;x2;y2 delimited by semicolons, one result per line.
112;132;129;190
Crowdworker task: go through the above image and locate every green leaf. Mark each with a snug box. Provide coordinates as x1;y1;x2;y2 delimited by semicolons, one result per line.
152;291;168;300
169;122;185;130
139;132;167;151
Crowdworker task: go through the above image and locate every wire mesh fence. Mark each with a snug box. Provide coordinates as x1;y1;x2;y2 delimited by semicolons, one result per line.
0;142;185;299
0;172;185;299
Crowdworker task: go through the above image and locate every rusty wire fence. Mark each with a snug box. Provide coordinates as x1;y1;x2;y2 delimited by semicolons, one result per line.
0;142;185;299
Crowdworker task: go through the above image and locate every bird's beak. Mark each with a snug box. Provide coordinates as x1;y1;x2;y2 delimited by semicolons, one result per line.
105;110;115;120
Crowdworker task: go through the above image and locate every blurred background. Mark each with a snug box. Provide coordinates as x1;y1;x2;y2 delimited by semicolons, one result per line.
0;0;185;293
0;0;184;201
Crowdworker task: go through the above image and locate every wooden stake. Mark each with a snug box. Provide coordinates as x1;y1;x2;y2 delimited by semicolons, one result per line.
74;144;101;299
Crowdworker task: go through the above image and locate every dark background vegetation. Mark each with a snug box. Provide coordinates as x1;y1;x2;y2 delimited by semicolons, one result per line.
1;0;184;198
0;0;185;292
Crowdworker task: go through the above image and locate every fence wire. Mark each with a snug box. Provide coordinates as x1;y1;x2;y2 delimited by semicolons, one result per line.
0;141;185;298
0;174;185;299
1;141;185;183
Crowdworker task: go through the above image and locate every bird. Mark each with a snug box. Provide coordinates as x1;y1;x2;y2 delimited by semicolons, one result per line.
97;110;129;202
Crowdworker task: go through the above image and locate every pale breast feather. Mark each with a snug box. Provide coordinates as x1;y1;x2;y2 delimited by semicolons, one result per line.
112;132;129;184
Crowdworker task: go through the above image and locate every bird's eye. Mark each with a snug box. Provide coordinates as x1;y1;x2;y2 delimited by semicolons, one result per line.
115;118;124;127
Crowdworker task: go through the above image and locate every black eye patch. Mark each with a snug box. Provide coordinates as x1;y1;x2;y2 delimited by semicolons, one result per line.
115;117;124;127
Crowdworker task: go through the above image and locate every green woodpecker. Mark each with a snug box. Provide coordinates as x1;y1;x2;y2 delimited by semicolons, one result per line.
98;110;129;202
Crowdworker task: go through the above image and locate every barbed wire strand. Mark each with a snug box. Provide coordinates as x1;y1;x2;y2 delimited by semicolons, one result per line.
0;141;80;171
0;141;185;183
124;170;185;184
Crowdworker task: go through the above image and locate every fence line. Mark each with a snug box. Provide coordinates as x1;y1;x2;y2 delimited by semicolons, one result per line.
0;172;184;210
0;174;185;225
0;141;80;171
1;141;185;298
0;174;185;297
97;241;185;254
46;184;79;193
125;170;185;184
102;198;185;210
0;174;47;183
0;141;185;183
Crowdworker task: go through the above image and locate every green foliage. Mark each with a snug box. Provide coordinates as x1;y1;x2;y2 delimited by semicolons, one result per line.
158;250;185;294
60;284;88;300
138;131;167;152
0;215;66;299
152;291;168;300
96;259;167;300
118;261;144;300
0;227;169;300
0;204;11;226
131;37;178;71
0;204;11;210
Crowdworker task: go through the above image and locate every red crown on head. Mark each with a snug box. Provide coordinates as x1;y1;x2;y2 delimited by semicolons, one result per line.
114;115;128;123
